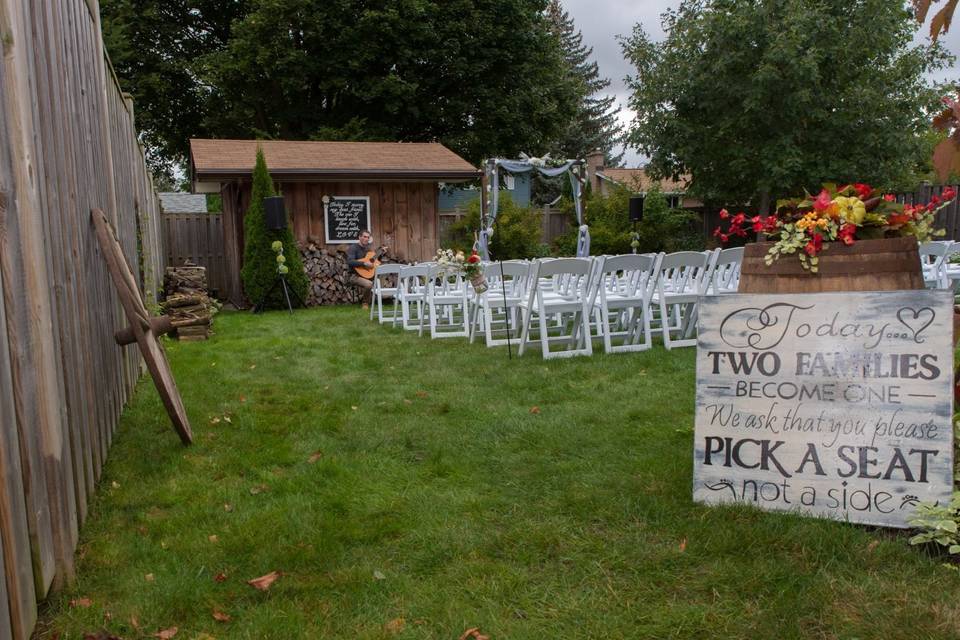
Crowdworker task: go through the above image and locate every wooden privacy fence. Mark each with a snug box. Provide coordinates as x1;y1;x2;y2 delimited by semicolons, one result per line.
0;1;165;638
163;213;228;298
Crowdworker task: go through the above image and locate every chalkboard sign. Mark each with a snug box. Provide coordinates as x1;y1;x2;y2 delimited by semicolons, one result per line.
324;196;371;243
694;290;954;528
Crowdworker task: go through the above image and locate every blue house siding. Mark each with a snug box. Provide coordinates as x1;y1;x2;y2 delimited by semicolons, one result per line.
438;173;531;209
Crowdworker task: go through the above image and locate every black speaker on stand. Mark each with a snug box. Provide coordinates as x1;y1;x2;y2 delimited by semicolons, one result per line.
629;195;645;223
264;196;287;230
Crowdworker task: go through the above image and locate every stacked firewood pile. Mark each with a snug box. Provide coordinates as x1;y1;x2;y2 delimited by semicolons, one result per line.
162;262;217;341
298;240;405;306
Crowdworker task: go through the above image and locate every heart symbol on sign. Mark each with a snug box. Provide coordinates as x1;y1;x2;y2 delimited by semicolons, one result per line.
896;307;935;344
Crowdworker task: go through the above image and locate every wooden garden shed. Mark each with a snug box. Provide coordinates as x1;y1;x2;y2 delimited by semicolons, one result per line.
190;139;479;305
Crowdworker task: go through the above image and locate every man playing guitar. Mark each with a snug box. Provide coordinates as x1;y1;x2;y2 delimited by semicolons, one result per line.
346;229;377;308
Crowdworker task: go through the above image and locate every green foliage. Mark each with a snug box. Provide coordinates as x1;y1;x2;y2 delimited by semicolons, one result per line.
621;0;953;208
240;148;308;308
447;194;543;260
909;492;960;556
205;194;223;213
553;183;703;255
102;0;582;173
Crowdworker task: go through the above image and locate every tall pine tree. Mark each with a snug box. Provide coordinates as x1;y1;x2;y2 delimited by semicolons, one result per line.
546;0;623;165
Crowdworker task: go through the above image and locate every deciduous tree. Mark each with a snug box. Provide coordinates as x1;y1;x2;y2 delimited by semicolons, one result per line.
622;0;950;210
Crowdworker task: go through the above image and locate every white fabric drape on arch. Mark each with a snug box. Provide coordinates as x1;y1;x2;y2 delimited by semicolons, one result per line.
478;158;588;260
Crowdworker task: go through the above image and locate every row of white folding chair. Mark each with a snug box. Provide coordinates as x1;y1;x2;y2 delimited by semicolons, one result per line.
378;249;740;356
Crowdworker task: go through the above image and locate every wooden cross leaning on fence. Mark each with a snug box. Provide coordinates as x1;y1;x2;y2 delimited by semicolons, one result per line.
91;208;193;445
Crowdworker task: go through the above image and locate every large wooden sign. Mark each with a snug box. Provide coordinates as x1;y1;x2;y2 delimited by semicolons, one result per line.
694;290;954;528
324;196;370;244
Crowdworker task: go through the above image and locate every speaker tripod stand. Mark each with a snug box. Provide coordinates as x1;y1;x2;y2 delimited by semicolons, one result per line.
253;273;303;314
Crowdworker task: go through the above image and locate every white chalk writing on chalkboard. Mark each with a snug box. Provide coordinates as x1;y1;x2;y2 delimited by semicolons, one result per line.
324;196;371;243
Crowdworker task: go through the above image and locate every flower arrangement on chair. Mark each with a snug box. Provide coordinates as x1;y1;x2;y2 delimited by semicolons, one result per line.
714;184;957;272
435;248;487;293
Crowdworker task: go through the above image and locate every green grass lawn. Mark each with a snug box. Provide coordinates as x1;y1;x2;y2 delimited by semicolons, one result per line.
38;307;960;639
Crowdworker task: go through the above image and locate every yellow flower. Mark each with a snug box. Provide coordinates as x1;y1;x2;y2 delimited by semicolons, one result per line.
834;196;865;225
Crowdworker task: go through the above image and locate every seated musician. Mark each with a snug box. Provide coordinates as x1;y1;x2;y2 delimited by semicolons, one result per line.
346;229;374;308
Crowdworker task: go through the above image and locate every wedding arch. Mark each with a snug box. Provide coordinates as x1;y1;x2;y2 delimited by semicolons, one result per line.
478;155;588;260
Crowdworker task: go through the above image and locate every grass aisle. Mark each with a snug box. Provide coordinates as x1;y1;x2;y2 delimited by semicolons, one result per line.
40;307;960;639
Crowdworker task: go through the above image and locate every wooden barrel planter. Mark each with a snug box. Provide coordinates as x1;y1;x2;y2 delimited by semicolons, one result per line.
738;236;924;294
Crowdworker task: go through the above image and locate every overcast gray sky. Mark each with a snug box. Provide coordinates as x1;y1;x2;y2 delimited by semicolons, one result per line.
561;0;960;167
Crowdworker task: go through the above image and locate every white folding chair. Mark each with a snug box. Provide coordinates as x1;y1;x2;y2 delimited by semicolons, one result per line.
653;251;711;349
590;253;662;353
518;258;594;359
398;264;429;333
469;261;528;347
943;241;960;290
370;263;402;325
920;241;951;289
425;264;470;339
710;247;744;295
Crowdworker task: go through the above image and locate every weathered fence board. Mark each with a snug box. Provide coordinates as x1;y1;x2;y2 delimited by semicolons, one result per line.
0;0;166;635
162;213;227;297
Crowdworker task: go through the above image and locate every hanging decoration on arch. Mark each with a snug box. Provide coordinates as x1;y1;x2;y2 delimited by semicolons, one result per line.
478;155;588;260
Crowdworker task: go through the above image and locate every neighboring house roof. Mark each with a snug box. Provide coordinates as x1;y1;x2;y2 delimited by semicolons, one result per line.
190;139;479;182
159;192;208;214
598;168;691;193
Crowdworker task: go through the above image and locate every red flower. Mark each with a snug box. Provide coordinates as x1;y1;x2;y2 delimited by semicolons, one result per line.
838;223;857;246
719;209;729;220
752;220;764;232
813;189;832;212
467;253;480;264
883;194;895;202
931;195;941;206
854;183;872;199
732;212;746;225
763;216;779;233
719;233;729;243
887;212;911;226
804;233;823;256
942;187;957;201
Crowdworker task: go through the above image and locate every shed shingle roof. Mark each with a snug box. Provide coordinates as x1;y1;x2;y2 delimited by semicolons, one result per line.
190;139;479;181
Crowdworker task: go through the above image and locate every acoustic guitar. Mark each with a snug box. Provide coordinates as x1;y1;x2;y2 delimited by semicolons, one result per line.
353;245;389;279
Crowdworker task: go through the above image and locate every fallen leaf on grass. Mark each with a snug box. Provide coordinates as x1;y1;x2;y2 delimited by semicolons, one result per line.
152;627;177;639
308;451;323;464
223;416;232;424
679;538;687;553
384;618;405;634
83;632;123;640
111;481;120;489
223;503;233;512
403;399;413;405
529;406;541;415
249;484;268;495
214;572;228;583
144;573;155;582
70;597;93;608
247;571;280;591
239;395;247;403
130;616;141;632
415;391;429;398
867;540;880;552
372;570;386;581
459;628;490;640
249;364;256;370
208;535;219;543
351;406;358;411
212;609;231;623
209;417;221;425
